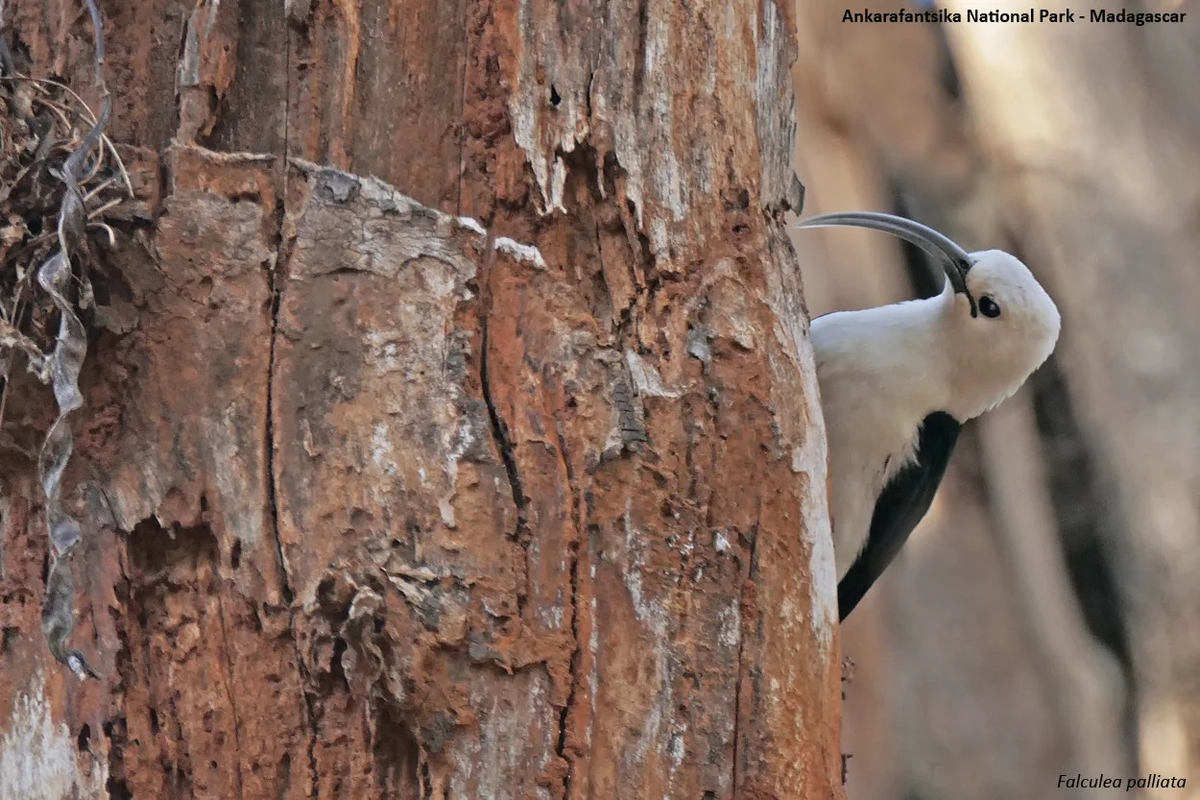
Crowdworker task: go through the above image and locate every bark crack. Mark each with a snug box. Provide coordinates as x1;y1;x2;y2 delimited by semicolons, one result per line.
264;26;320;799
266;171;321;800
215;593;247;798
477;229;528;534
265;31;293;607
554;420;583;797
730;504;762;796
266;207;290;600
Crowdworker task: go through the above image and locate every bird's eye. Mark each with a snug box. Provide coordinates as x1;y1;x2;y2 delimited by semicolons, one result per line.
979;296;1002;318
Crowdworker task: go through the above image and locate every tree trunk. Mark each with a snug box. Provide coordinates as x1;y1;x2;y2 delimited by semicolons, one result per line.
0;1;842;798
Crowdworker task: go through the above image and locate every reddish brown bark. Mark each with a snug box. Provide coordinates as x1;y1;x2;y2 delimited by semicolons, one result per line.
0;1;841;798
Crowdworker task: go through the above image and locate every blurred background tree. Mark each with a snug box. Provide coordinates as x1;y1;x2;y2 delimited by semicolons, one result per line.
790;1;1200;798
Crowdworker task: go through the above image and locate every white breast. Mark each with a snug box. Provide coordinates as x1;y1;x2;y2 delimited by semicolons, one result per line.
819;363;924;577
809;297;949;578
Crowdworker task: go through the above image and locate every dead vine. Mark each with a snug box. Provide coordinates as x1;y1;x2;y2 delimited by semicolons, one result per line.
0;0;131;679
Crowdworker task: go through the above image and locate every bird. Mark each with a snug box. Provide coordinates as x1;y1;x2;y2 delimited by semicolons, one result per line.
796;212;1061;620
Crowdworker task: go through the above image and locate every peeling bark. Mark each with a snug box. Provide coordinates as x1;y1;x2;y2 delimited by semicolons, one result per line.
0;1;841;798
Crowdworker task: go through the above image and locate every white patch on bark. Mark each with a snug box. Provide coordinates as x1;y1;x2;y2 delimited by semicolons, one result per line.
650;218;670;259
715;530;731;553
495;238;547;268
622;503;663;634
0;675;107;800
454;215;486;236
588;586;599;739
754;0;796;209
447;674;557;800
178;17;201;87
548;158;568;214
439;417;477;531
623;497;684;782
718;599;741;649
623;351;680;399
365;331;403;373
658;150;685;222
799;388;837;650
766;250;837;652
371;423;398;477
206;408;265;547
507;0;585;214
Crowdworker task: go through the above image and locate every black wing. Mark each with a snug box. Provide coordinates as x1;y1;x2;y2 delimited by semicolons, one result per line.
837;411;961;621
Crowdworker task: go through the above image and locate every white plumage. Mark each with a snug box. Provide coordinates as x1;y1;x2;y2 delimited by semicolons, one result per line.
798;214;1061;619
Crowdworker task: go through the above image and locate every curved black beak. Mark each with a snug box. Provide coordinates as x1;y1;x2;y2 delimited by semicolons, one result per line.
795;211;978;317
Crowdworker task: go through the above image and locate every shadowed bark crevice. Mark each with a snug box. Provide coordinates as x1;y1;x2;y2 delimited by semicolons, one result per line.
553;419;583;796
263;39;321;791
214;589;247;799
266;191;292;605
731;520;761;794
476;232;530;539
267;182;319;800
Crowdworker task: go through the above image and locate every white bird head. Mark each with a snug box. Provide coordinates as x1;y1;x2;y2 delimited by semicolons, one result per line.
796;211;1061;421
948;248;1061;419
